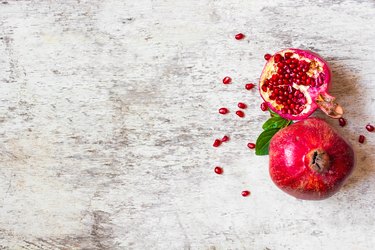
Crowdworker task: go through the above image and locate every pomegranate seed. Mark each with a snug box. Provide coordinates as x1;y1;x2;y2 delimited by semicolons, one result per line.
274;54;282;63
366;124;374;132
247;143;255;149
359;135;365;144
241;190;251;197
219;107;229;114
284;52;293;58
234;33;245;40
213;139;221;147
260;102;267;111
238;102;247;109
222;76;232;84
214;166;223;174
264;53;272;61
221;135;230;142
339;118;346;127
245;83;255;90
261;85;268;92
236;110;245;118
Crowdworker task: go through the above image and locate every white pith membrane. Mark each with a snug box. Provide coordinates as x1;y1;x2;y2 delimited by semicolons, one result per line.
260;50;325;117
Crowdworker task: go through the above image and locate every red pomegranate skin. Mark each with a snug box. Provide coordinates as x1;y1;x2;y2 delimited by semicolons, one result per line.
269;118;355;200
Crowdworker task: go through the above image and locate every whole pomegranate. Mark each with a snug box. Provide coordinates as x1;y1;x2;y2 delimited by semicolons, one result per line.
259;48;343;120
269;118;355;200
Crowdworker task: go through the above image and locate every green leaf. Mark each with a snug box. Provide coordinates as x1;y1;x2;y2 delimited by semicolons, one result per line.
255;128;280;155
268;109;280;117
262;117;290;130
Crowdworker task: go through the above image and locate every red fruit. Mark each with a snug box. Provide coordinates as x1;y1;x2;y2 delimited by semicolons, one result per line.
264;53;272;61
359;135;365;143
366;124;374;132
213;139;221;147
219;107;229;114
221;135;230;142
259;49;343;120
214;166;223;174
236;110;245;117
269;118;355;200
339;118;346;127
247;143;256;149
245;83;255;90
260;102;268;111
237;102;247;109
241;190;251;197
235;33;245;40
223;76;232;84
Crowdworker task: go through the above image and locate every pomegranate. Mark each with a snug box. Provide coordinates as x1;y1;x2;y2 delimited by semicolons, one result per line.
259;49;343;120
269;118;355;200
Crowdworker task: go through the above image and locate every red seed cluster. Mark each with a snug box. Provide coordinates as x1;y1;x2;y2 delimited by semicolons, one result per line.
213;35;260;196
260;52;324;116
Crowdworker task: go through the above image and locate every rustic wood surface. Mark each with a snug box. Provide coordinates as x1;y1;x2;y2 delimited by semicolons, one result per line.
1;0;375;249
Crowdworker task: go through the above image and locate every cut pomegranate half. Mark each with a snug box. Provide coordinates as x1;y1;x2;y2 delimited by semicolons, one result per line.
259;48;343;120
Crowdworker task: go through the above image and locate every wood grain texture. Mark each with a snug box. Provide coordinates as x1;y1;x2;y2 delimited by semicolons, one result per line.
0;0;375;249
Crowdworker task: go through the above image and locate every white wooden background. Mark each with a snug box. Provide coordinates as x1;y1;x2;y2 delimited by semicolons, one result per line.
1;0;375;249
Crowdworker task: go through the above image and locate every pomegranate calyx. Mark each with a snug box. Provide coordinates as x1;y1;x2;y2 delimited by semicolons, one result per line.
307;149;330;173
316;93;343;119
